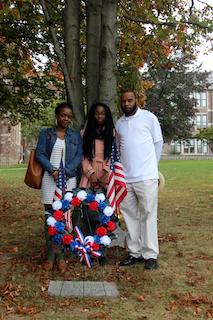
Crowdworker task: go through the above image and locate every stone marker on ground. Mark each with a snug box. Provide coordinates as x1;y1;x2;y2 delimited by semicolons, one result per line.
48;281;119;298
61;281;84;297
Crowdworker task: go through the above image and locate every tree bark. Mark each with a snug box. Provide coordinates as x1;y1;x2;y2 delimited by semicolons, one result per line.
99;0;118;118
39;0;74;110
64;0;85;128
86;0;103;110
40;0;84;128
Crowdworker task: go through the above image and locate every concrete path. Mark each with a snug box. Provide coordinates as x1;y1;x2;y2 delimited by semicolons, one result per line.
48;281;119;298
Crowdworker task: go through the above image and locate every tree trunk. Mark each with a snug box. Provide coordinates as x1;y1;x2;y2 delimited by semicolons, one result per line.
99;0;118;118
64;0;85;128
86;0;103;110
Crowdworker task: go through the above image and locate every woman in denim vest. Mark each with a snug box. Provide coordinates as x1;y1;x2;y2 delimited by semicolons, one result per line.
36;102;83;273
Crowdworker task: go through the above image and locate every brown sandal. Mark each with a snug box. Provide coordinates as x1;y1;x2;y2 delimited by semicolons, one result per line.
57;260;67;274
44;260;54;271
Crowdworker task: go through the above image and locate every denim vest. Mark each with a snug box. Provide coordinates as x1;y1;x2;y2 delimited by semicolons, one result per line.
35;127;83;179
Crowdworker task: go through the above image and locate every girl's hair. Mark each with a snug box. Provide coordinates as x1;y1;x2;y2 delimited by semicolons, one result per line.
83;102;114;160
55;102;73;115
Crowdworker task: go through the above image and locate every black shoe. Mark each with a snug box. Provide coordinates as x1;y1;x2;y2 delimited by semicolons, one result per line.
144;258;158;270
119;255;144;267
99;256;108;266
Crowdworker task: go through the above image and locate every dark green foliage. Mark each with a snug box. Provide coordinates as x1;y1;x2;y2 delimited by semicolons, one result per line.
143;59;209;142
194;127;213;151
0;1;64;124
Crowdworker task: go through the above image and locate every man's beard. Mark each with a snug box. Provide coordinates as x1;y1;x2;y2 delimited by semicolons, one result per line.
122;103;137;117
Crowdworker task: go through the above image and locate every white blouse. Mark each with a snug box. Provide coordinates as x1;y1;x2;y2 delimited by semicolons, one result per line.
41;138;76;204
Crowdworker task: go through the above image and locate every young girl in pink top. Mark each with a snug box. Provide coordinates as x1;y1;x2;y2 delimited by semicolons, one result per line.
79;102;114;192
78;103;115;265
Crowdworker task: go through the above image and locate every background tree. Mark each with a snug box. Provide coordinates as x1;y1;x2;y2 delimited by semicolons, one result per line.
1;0;213;129
117;1;212;94
142;58;209;142
0;2;64;124
194;127;213;152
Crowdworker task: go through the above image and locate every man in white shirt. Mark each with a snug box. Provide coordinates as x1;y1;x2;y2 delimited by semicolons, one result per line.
116;90;163;269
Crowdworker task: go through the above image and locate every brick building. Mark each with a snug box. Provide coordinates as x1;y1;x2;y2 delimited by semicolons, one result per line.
170;72;213;156
0;119;22;166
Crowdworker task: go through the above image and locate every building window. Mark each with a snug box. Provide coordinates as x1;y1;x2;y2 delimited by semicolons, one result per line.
196;114;201;128
202;114;207;128
175;142;181;153
183;140;195;154
196;92;207;108
197;140;202;153
190;139;195;153
170;141;181;154
197;139;208;154
196;113;207;129
203;141;208;153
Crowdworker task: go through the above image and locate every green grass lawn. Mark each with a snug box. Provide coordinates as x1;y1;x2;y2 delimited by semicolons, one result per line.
0;160;213;320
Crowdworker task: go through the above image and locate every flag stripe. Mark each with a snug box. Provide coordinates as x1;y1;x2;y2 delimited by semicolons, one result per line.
106;141;127;212
53;156;67;202
64;209;73;232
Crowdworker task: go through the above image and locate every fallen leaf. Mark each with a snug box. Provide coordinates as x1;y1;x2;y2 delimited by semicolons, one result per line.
176;251;183;257
6;304;15;312
17;306;38;315
193;307;203;316
158;233;185;243
58;299;74;307
40;286;46;292
137;295;145;302
206;309;213;318
166;300;178;311
1;282;22;299
87;300;105;308
88;311;108;319
193;255;213;261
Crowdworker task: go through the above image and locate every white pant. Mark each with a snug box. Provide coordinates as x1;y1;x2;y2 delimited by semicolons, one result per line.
120;179;159;259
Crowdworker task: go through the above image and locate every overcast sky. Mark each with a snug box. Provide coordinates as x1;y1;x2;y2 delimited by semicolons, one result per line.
196;48;213;72
192;0;213;71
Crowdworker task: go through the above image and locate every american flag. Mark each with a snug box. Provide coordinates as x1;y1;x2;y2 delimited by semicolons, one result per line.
53;155;73;232
106;141;127;212
64;208;73;232
53;156;67;202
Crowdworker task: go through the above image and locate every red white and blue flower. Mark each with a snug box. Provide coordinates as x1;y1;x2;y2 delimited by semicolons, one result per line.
47;189;117;268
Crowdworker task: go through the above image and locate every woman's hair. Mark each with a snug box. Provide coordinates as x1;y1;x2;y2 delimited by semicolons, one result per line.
83;102;114;160
55;102;73;115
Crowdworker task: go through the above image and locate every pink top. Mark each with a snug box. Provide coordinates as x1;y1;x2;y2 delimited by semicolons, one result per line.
79;139;110;189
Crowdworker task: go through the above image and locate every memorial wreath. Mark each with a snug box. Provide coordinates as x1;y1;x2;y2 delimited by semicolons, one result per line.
46;189;117;268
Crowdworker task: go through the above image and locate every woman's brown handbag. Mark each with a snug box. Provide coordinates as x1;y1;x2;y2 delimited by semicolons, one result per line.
24;149;44;189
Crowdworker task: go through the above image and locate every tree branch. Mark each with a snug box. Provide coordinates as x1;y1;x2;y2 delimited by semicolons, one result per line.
39;0;74;107
189;0;194;17
123;13;211;30
120;4;211;30
46;0;63;17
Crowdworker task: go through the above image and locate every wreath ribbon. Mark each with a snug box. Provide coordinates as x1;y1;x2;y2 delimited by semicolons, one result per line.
74;226;101;268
